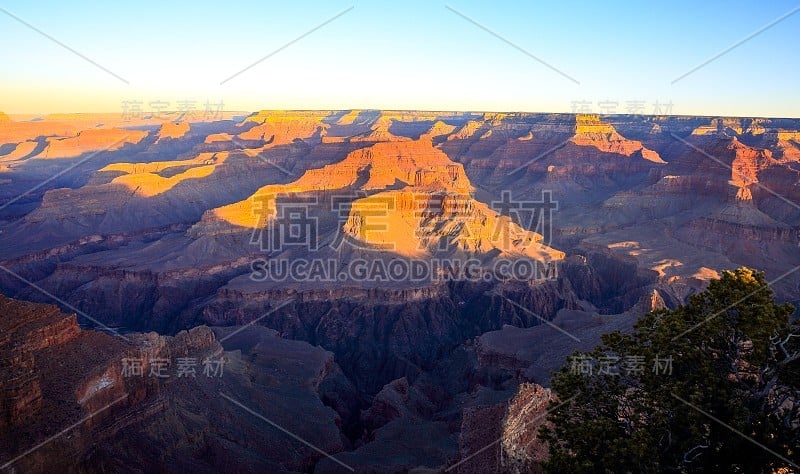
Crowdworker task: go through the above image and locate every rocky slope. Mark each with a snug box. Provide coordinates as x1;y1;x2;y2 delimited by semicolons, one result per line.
0;288;639;473
0;294;355;473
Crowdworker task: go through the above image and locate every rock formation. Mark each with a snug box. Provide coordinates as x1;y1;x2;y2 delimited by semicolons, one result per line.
500;383;556;473
0;294;353;473
41;128;149;159
155;121;190;142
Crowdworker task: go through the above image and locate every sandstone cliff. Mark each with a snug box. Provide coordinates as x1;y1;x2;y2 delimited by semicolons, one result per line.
0;294;354;473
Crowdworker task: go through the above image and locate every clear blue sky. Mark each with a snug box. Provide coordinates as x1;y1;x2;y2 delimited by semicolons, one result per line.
1;0;798;116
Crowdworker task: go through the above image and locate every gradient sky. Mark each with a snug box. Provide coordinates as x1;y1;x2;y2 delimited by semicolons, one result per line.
1;0;798;117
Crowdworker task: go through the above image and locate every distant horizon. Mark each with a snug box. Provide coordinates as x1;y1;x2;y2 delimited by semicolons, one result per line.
5;109;800;121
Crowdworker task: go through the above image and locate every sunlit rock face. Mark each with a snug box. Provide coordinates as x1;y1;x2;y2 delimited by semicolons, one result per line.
155;121;190;142
40;128;149;158
571;114;664;162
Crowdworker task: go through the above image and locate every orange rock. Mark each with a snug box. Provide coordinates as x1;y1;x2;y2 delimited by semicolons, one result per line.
571;115;665;162
237;110;329;145
155;121;190;142
102;152;228;197
42;128;148;159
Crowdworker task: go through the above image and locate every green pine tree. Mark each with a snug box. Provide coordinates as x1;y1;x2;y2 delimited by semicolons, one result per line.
541;267;800;473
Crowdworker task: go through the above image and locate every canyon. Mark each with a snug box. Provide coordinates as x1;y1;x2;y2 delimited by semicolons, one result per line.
0;110;799;472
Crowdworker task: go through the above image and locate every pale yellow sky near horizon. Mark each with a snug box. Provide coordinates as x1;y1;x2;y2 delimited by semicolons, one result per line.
2;2;799;118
